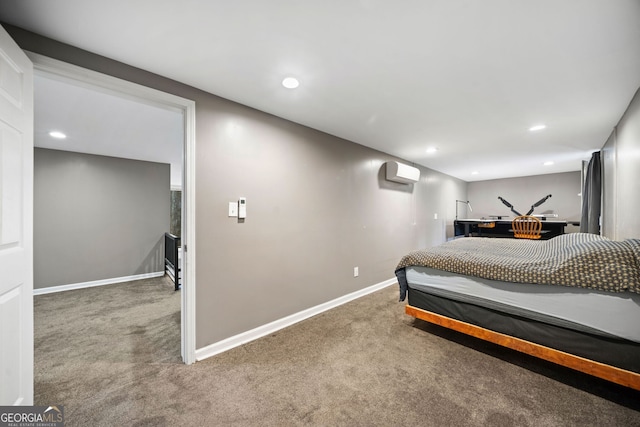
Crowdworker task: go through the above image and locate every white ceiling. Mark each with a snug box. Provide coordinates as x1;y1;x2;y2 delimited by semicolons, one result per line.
1;0;639;182
34;74;184;187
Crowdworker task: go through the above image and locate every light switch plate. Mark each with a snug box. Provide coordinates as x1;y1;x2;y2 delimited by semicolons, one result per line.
229;202;238;217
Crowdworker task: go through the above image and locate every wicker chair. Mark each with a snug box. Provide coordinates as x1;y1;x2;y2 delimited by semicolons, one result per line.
512;215;543;239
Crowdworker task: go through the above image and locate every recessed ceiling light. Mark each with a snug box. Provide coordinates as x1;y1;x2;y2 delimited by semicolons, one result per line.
426;147;438;154
529;124;546;132
471;171;479;175
282;77;299;89
49;131;67;139
543;161;554;166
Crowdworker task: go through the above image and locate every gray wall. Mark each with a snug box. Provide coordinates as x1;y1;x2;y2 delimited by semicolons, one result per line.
601;132;616;239
602;87;640;240
467;172;582;232
9;26;467;348
34;148;169;288
196;102;467;341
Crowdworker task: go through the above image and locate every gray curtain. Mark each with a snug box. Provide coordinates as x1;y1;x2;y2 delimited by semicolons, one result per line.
580;151;601;234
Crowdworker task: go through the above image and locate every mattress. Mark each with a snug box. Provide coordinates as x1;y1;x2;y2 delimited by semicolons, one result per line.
406;266;640;344
397;234;640;295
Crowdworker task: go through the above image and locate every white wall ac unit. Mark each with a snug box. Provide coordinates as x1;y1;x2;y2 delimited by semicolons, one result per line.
385;161;420;184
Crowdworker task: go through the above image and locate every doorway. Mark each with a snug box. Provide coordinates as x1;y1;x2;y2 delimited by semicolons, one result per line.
29;52;196;364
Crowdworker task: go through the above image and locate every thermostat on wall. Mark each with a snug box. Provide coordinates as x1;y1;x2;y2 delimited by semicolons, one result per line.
238;197;246;219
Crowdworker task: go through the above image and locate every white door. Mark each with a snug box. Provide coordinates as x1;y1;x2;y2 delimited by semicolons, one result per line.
0;25;34;405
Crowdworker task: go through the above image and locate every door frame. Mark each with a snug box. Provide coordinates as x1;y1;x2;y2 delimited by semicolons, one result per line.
27;52;197;364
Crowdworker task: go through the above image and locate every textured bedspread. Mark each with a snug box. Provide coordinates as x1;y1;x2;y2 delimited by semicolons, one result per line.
395;233;640;301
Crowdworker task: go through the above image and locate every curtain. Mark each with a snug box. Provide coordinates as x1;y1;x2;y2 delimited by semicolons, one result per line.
580;151;601;234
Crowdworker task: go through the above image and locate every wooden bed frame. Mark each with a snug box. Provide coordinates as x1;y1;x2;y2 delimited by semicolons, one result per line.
406;304;640;391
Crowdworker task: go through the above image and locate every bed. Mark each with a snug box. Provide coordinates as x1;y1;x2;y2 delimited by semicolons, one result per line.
394;233;640;390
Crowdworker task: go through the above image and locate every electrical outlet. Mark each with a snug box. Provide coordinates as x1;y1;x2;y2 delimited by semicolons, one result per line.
434;213;438;220
354;267;359;277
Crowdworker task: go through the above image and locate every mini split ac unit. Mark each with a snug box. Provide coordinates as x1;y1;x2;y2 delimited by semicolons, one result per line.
385;161;420;184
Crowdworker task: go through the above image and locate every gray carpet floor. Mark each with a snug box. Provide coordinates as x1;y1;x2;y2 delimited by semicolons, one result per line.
34;277;640;426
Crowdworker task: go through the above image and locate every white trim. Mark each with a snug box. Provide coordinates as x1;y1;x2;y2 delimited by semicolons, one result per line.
25;52;188;112
33;271;165;295
27;52;197;365
181;96;197;365
195;278;396;362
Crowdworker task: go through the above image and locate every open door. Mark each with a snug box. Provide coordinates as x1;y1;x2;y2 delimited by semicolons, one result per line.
0;25;34;405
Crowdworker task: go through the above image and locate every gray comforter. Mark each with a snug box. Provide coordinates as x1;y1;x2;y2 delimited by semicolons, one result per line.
395;233;640;301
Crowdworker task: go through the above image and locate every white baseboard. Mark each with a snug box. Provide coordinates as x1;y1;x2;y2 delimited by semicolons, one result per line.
195;277;397;362
33;271;166;295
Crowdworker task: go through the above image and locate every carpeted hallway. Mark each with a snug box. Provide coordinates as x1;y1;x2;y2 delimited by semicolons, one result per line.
34;277;640;426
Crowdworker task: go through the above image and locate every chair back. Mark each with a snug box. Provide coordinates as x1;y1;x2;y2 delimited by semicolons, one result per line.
512;215;542;239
